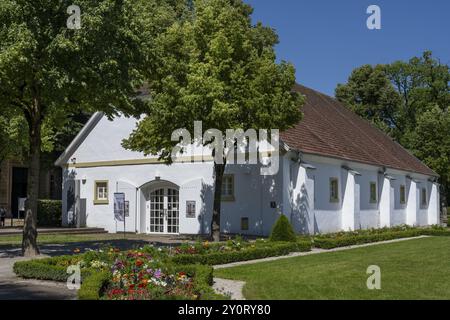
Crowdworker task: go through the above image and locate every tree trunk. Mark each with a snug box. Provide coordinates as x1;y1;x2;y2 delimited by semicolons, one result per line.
22;114;41;257
211;162;225;242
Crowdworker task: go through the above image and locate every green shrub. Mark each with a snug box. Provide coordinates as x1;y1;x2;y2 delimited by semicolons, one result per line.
171;241;310;265
269;215;297;242
37;200;62;227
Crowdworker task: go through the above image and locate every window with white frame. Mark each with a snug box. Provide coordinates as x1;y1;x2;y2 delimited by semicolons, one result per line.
94;181;109;204
221;175;234;201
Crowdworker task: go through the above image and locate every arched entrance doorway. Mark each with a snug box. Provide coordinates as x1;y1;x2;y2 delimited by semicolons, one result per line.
144;181;179;234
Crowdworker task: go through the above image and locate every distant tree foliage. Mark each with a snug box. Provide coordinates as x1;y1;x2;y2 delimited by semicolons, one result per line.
336;51;450;207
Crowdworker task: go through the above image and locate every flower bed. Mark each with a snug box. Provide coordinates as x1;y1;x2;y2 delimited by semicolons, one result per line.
14;246;221;300
105;249;200;300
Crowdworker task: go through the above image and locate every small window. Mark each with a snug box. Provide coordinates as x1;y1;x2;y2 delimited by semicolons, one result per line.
421;188;427;206
329;178;339;203
399;185;406;204
94;181;109;204
370;182;377;203
241;217;249;231
221;175;234;201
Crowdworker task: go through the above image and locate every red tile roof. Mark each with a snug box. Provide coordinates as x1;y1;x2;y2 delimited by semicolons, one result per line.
280;84;437;177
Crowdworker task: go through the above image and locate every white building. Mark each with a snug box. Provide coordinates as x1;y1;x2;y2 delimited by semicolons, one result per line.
56;85;440;236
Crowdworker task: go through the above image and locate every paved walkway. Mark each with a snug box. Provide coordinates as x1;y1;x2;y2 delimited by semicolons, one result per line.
0;255;77;300
0;237;188;259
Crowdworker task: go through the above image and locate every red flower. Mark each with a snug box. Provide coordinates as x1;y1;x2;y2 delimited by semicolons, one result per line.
135;259;144;267
110;289;124;296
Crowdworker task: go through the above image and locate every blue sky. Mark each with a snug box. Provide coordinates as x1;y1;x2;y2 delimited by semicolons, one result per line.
245;0;450;96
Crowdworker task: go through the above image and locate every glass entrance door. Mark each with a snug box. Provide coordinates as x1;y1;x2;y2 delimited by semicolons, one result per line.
148;188;179;234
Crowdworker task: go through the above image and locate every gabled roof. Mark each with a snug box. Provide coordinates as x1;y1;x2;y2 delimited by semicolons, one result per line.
56;85;437;177
280;84;437;177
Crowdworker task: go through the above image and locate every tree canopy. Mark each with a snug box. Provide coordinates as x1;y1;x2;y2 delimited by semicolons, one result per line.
123;0;304;240
0;0;182;255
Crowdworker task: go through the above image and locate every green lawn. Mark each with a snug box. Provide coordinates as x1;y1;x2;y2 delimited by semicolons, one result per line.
214;237;450;299
0;233;156;245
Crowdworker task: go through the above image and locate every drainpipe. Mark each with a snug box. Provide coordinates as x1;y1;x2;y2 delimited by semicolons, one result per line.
260;170;264;236
135;187;138;233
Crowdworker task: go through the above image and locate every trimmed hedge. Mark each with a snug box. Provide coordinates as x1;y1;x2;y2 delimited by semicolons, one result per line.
13;256;91;282
312;228;450;249
37;200;62;227
170;241;311;265
78;271;111;300
270;215;297;242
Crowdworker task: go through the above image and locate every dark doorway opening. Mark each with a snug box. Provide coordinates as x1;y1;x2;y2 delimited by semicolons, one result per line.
11;167;28;218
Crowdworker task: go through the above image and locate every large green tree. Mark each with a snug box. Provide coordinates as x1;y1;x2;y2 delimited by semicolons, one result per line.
335;64;402;137
123;0;304;241
0;0;179;256
336;51;450;209
0;113;28;167
408;106;450;198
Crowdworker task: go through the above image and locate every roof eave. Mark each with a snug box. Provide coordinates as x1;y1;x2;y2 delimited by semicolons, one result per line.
54;112;104;167
282;143;439;178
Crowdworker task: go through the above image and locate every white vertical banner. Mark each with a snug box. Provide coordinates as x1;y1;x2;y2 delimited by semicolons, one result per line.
114;193;125;222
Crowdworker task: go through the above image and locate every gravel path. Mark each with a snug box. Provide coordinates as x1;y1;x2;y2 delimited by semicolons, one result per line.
213;278;246;300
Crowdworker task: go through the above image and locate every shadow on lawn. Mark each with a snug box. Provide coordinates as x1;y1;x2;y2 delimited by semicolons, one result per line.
0;239;184;258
